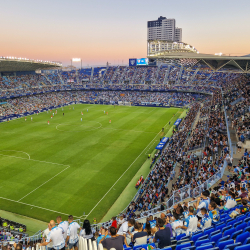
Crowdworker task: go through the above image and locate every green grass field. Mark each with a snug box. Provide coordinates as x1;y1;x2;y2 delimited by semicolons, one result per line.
0;104;184;224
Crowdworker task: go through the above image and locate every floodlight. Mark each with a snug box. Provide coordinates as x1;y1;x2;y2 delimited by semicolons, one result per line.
72;58;81;62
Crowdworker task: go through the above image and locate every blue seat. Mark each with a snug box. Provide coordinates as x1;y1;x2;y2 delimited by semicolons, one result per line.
217;235;230;245
217;239;234;250
191;232;203;243
210;233;222;243
234;244;250;250
196;244;213;250
244;227;250;232
222;225;232;233
224;228;236;237
181;247;195;250
180;236;190;241
197;235;208;241
195;239;210;247
161;248;172;250
204;228;215;236
175;243;191;250
236;231;250;244
233;221;242;228
243;237;250;244
237;215;246;221
210;230;221;237
222;242;241;250
176;233;187;241
133;244;148;250
244;218;250;223
227;219;237;226
230;230;243;240
216;223;226;231
236;223;247;231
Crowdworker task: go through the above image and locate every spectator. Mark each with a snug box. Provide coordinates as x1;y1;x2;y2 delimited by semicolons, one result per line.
154;218;171;248
100;226;124;250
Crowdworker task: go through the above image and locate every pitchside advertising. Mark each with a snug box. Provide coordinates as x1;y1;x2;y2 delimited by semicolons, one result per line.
155;137;169;150
129;58;149;66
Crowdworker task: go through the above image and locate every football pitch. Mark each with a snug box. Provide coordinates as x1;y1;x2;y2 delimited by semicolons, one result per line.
0;104;184;223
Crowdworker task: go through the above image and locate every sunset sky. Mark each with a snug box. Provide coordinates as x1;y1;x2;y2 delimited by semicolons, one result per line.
1;0;250;66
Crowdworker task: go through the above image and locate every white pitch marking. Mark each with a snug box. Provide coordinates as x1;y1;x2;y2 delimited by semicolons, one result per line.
83;109;180;218
0;150;30;160
0;196;81;218
18;165;70;202
0;154;68;167
0;153;71;202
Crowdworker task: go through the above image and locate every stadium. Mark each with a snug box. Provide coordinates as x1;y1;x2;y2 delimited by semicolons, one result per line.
1;3;250;250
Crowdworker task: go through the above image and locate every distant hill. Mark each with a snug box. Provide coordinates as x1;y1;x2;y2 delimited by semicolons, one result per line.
243;54;250;57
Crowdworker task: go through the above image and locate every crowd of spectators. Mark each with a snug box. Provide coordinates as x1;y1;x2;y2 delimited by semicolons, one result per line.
0;91;203;118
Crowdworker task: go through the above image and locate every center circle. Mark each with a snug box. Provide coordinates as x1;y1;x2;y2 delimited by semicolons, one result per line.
56;121;102;132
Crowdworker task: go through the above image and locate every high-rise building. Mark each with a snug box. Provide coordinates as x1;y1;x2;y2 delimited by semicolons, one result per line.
147;16;182;42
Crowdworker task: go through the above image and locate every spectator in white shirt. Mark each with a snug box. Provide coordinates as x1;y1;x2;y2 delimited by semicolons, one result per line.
42;224;53;250
56;216;69;240
224;192;237;210
66;215;81;250
40;220;65;250
117;219;135;247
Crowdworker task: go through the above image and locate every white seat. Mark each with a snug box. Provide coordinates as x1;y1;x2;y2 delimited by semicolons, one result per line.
88;239;93;250
92;240;97;250
98;243;103;250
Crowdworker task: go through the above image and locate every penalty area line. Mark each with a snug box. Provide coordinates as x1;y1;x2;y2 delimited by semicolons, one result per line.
0;196;81;219
17;165;70;202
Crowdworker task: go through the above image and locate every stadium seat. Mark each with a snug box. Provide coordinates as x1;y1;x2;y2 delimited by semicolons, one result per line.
233;244;250;250
191;232;203;243
210;230;221;237
230;230;243;240
227;219;237;227
210;233;222;243
222;225;232;233
204;228;215;236
222;242;241;250
176;233;187;241
224;228;236;237
195;239;210;247
244;218;250;223
237;215;246;221
180;236;190;241
216;223;226;231
233;221;242;228
217;239;234;250
196;244;213;250
244;226;250;233
197;235;208;241
175;243;192;250
181;247;195;250
217;236;231;245
235;232;250;244
236;223;247;231
244;237;250;244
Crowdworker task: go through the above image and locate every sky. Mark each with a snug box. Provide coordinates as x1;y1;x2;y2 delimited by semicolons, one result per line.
0;0;250;66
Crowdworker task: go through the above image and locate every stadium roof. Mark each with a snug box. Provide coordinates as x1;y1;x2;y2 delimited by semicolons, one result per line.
148;52;250;73
0;57;62;72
